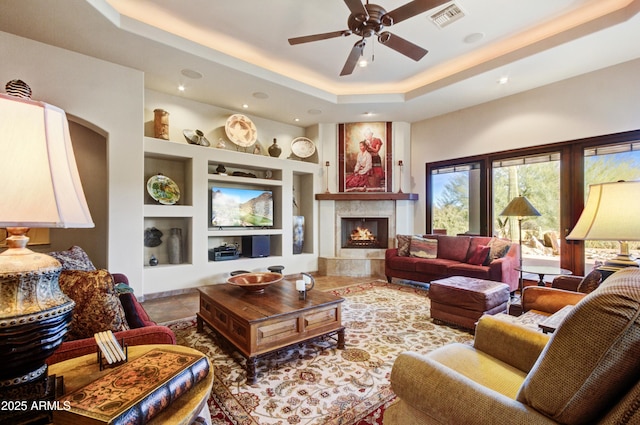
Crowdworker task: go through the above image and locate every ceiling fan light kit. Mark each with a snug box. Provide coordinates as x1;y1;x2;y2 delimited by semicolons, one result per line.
288;0;448;76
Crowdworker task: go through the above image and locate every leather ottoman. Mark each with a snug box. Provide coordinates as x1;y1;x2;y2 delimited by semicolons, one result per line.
429;276;510;331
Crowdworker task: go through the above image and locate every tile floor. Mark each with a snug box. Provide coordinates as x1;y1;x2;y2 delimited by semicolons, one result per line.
141;275;380;323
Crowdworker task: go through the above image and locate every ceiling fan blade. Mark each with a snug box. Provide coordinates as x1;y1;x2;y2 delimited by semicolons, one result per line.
384;0;450;25
343;0;368;20
340;39;366;76
288;30;350;45
378;31;427;61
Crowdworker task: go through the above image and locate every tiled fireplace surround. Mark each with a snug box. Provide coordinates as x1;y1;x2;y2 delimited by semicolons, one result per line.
318;198;416;277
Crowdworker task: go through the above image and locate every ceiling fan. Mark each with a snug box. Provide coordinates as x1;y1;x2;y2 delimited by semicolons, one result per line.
288;0;449;76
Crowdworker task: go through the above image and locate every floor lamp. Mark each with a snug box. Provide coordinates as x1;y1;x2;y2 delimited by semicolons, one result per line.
500;196;541;294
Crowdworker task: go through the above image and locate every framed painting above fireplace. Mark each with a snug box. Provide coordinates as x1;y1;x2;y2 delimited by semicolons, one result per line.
339;122;392;193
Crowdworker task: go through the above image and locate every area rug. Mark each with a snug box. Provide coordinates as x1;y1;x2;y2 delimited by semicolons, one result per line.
166;281;473;425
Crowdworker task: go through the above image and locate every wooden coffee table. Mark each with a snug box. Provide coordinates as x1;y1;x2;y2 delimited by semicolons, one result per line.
197;280;345;383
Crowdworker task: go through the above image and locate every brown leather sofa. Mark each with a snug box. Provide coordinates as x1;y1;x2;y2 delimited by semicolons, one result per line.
385;234;520;292
384;267;640;424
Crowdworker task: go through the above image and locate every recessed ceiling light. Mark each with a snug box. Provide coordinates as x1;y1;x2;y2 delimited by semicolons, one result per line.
294;118;300;122
463;32;485;44
252;92;269;99
181;69;203;79
178;84;186;92
498;76;510;85
358;59;368;68
242;104;249;109
307;109;322;115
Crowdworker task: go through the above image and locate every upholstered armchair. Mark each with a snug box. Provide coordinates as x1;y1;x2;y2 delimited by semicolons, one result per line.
384;268;640;424
520;269;603;315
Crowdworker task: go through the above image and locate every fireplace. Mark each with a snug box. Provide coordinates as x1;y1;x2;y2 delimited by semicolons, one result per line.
341;217;389;249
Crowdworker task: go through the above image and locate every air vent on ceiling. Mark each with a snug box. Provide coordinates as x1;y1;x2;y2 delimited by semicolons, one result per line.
430;3;465;29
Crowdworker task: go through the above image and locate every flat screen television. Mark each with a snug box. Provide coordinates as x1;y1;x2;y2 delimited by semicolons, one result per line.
211;187;274;227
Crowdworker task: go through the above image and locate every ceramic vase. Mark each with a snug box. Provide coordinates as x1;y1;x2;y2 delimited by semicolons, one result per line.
167;227;183;264
268;138;282;158
153;109;170;140
293;216;304;254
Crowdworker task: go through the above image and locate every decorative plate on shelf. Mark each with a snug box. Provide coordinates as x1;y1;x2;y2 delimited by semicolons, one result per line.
225;114;257;147
146;174;180;205
291;137;316;158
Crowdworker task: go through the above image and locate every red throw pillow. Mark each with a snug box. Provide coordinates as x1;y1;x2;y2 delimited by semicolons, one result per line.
468;245;490;265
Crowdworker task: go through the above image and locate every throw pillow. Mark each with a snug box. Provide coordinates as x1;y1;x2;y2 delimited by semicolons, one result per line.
49;246;96;271
468;245;491;265
409;236;438;259
576;269;603;294
118;293;147;329
487;237;511;262
59;269;130;340
396;234;412;257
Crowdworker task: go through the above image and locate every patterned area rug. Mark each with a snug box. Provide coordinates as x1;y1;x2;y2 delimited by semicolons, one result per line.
167;281;473;425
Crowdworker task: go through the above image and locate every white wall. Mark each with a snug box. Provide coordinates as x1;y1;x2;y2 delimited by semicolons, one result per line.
410;58;640;234
0;31;146;293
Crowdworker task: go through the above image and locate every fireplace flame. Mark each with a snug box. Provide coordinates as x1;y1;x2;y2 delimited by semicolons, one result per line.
351;226;375;241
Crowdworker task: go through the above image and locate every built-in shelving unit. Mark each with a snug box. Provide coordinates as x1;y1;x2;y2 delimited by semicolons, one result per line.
206;163;284;257
143;136;320;294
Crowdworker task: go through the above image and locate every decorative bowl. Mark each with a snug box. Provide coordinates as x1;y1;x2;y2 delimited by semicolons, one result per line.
226;272;283;293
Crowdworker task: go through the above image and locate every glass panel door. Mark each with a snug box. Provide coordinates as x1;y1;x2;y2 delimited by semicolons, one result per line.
492;153;561;278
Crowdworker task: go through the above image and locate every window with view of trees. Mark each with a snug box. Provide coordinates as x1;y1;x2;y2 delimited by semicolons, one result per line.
493;153;561;267
426;130;640;277
431;163;481;236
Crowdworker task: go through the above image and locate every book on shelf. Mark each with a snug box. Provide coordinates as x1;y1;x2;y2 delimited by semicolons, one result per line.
53;348;210;425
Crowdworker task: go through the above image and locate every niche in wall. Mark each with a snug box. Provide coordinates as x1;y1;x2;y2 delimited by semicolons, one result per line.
46;120;108;268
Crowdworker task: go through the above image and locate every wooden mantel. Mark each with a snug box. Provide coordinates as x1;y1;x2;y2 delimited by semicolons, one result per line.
315;193;418;201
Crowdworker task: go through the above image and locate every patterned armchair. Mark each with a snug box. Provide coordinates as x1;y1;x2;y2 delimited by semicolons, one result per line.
384;268;640;424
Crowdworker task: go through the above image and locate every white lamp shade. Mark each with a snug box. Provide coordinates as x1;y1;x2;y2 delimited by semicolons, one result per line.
566;180;640;241
0;93;93;228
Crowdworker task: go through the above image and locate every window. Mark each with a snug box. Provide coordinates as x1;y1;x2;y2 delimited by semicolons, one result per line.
425;129;640;277
493;153;561;268
430;162;482;235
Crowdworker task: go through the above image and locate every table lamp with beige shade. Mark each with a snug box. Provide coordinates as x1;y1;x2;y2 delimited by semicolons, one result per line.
0;81;94;422
566;180;640;269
